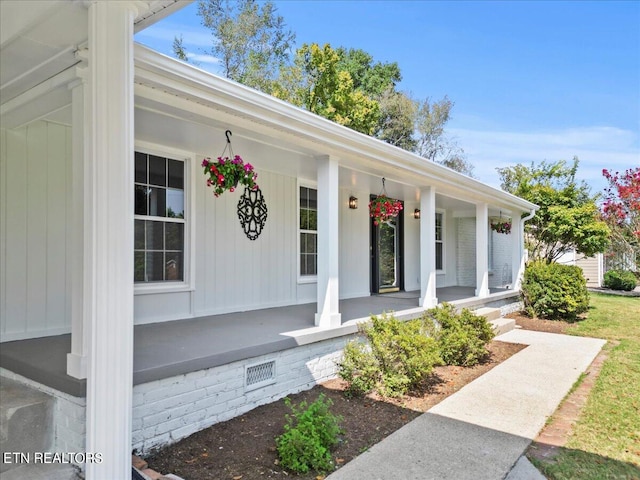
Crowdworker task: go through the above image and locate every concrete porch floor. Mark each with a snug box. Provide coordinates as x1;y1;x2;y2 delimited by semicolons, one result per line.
0;287;514;397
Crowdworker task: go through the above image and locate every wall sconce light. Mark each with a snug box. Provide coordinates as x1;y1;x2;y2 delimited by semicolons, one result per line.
413;209;421;219
349;196;358;209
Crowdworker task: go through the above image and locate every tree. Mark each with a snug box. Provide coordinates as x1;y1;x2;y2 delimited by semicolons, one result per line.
177;0;295;92
497;157;610;263
602;167;640;270
375;88;417;151
173;35;188;62
273;43;380;135
414;96;473;176
336;48;402;97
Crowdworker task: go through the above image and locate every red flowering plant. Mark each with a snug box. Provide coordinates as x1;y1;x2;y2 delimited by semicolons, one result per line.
369;195;403;226
202;155;258;197
490;218;512;234
602;168;640;240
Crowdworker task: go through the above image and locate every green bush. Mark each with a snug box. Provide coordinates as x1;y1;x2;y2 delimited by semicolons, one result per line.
338;314;442;397
275;394;343;474
603;269;637;291
423;303;495;367
521;260;589;320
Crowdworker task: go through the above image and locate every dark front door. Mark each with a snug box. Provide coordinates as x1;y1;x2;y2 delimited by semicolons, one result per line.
371;202;404;294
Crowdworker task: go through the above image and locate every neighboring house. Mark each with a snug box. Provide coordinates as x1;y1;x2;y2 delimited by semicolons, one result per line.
557;251;604;287
0;1;538;478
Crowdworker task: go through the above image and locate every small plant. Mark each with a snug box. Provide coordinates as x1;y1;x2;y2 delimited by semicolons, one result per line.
603;269;637;291
423;303;495;367
275;394;343;474
338;314;442;397
369;195;403;226
521;260;589;320
202;155;258;197
490;218;512;234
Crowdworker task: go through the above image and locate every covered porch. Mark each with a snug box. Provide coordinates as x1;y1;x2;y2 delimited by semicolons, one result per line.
0;287;516;398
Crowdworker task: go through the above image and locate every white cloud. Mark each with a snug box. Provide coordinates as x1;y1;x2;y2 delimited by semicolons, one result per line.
136;23;213;49
186;53;221;65
451;126;640;195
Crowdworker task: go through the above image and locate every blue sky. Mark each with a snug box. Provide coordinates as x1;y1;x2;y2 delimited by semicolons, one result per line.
135;0;640;195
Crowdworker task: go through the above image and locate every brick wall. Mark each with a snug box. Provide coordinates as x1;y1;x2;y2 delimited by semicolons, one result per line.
131;336;349;454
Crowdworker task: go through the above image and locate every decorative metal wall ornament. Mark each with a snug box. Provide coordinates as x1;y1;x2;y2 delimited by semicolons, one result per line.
237;186;268;240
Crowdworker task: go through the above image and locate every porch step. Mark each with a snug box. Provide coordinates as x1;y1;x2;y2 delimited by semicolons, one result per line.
474;307;502;321
490;318;517;336
0;463;80;480
0;377;54;474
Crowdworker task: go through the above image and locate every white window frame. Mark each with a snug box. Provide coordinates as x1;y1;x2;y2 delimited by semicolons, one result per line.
435;209;446;273
297;181;318;284
134;141;195;295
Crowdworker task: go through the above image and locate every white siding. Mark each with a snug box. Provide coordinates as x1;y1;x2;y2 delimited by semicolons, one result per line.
193;168;298;317
339;188;370;299
489;230;513;288
456;217;476;287
439;209;458;287
404;201;420;291
1;122;71;341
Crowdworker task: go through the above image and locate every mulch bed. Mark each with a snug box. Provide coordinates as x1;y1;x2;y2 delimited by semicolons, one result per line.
144;340;526;480
508;312;573;334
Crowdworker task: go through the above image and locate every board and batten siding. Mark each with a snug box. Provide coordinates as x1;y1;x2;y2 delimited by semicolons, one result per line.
1;122;72;341
196;168;298;316
339;188;370;299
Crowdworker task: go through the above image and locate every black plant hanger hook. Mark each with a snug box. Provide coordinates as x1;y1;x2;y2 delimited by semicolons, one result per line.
221;129;234;158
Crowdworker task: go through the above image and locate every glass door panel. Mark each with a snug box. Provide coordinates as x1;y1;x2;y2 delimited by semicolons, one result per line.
377;218;400;293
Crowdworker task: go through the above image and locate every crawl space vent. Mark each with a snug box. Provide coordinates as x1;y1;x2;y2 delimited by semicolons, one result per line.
245;360;276;390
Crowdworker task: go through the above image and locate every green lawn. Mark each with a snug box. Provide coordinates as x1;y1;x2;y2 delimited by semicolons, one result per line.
532;293;640;479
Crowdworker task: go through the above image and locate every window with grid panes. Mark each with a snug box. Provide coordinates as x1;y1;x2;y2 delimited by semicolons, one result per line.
134;152;185;283
435;212;444;271
299;186;318;276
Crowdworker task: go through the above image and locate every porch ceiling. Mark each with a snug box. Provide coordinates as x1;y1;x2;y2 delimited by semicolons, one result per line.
0;1;192;119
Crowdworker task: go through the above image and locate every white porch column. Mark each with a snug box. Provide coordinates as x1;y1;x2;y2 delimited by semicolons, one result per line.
475;202;490;297
315;155;341;328
420;187;438;308
84;2;141;478
511;214;524;290
66;73;90;379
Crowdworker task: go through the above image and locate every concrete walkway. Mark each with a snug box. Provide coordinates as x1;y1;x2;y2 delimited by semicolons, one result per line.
327;329;606;480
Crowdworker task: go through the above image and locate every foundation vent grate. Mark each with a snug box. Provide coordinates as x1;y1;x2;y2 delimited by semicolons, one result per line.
245;360;276;390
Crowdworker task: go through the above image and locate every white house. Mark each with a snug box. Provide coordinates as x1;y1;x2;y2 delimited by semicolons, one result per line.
0;1;538;478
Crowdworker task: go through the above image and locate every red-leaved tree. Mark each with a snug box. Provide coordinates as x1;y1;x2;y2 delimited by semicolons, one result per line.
602;167;640;270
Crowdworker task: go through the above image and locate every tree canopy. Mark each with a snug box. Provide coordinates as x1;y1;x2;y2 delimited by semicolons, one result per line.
497;158;610;263
602;167;640;269
175;1;472;175
176;0;295;92
272;43;381;135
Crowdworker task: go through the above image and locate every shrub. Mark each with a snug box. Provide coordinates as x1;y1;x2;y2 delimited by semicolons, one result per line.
423;303;495;367
338;314;442;397
603;269;637;291
521;260;589;320
275;394;343;474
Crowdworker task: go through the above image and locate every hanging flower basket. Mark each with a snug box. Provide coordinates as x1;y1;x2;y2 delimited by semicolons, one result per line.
369;195;403;226
202;155;258;197
490;218;512;234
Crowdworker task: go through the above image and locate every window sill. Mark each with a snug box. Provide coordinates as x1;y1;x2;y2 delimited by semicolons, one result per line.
134;282;194;295
297;276;317;285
